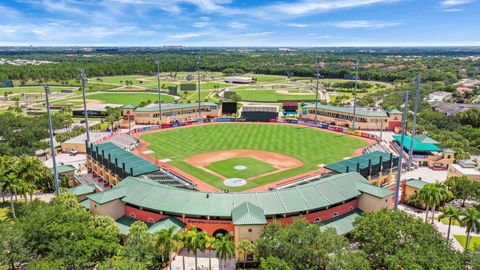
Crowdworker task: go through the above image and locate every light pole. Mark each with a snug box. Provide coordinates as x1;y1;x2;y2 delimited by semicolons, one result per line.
314;57;320;121
352;59;359;130
394;91;410;210
44;85;60;196
408;73;421;170
155;59;163;123
196;55;201;119
79;68;90;142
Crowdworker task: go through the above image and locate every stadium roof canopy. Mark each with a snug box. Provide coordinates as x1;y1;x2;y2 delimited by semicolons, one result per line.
392;135;441;152
115;216;185;235
325;151;397;174
86;172;392;220
90;142;158;176
405;179;429;190
68;184;97;196
232;202;267;225
303;104;388;117
321;209;362;235
134;102;218;112
53;164;76;174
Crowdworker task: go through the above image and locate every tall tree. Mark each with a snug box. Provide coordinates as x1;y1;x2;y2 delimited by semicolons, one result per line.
213;233;235;270
156;227;179;270
236;239;256;269
438;205;463;241
461;207;480;251
182;227;207;270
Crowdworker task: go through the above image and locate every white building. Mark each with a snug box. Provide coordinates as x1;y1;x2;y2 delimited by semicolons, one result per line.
224;77;254;84
427;91;453;103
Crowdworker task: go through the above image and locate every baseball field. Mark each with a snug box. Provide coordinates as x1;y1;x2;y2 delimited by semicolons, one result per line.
140;123;370;191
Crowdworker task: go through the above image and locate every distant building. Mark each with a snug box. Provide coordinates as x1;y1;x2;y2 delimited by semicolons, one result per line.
447;160;480;181
391;134;454;170
430;101;480;115
240;105;279;122
301;104;403;131
224;77;254;84
120;102;220;126
427;91;452;103
72;103;123;118
61;132;111;153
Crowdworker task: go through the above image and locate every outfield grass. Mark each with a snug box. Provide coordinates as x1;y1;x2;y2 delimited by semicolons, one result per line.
246;74;286;83
440;217;462;226
205;157;276;179
1;86;78;95
235;89;317;102
454;235;480;250
87;92;175;105
141;123;367;191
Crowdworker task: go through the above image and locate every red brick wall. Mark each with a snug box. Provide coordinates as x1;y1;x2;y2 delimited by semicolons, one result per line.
124;205;168;223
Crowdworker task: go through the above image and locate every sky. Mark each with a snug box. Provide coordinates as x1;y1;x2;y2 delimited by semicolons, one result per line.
0;0;479;47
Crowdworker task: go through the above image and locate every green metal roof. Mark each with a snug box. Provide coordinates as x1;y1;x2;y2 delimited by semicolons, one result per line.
115;216;185;235
356;181;393;198
79;199;91;210
303;104;388;117
388;108;402;114
134;102;218;112
121;104;137;109
53;165;76;174
325;151;397;174
321;210;362;235
87;186;128;204
232;202;267;225
393;135;441;152
86;172;391;218
91;142;158;177
405;179;428;190
414;134;439;144
68;184;97;196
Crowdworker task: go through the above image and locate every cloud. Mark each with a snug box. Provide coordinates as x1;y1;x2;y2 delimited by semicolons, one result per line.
287;23;310;27
326;20;400;29
193;22;209;28
228;22;247;29
252;0;401;18
167;32;202;39
239;32;272;37
440;0;474;7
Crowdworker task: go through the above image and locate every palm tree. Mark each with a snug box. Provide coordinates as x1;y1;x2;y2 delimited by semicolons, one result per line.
461;207;480;251
205;235;216;270
184;227;207;270
2;172;20;219
156;227;179;270
438;205;463;240
430;183;453;224
236;239;256;269
418;184;436;223
213;233;235;270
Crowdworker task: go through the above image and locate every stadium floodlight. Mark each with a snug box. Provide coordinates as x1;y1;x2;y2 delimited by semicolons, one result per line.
44;84;60;196
79;68;90;142
394;91;410;210
155;58;163;122
196;55;201;118
408;73;421;170
314;57;320;121
352;59;359;131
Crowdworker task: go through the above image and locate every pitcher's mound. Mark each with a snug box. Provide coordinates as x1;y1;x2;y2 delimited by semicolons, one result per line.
224;178;247;187
234;165;247;171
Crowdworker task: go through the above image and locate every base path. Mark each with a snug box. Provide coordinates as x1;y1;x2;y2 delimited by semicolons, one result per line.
184;150;303;169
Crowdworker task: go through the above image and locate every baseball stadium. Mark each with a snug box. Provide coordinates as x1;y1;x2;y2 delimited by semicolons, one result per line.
69;108;405;265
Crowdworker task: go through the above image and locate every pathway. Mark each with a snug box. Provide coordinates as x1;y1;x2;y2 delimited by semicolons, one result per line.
170;249;236;270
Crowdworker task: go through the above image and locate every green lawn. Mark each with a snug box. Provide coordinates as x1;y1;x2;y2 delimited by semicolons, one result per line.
247;74;286;83
205;157;276;179
0;202;12;221
141;123;367;191
440;217;462;226
235;89;317;102
454;235;480;250
1;86;78;95
87;92;175;105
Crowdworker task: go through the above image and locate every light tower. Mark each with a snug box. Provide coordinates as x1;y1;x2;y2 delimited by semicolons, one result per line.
79;68;90;142
44;85;60;196
394;91;410;210
352;59;359;130
314;57;320;121
408;73;421;170
155;58;163;123
196;55;201;118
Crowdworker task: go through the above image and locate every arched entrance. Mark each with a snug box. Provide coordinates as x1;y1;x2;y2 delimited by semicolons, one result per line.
212;229;229;237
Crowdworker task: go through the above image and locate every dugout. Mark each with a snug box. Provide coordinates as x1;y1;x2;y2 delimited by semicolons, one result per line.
240;105;278;122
